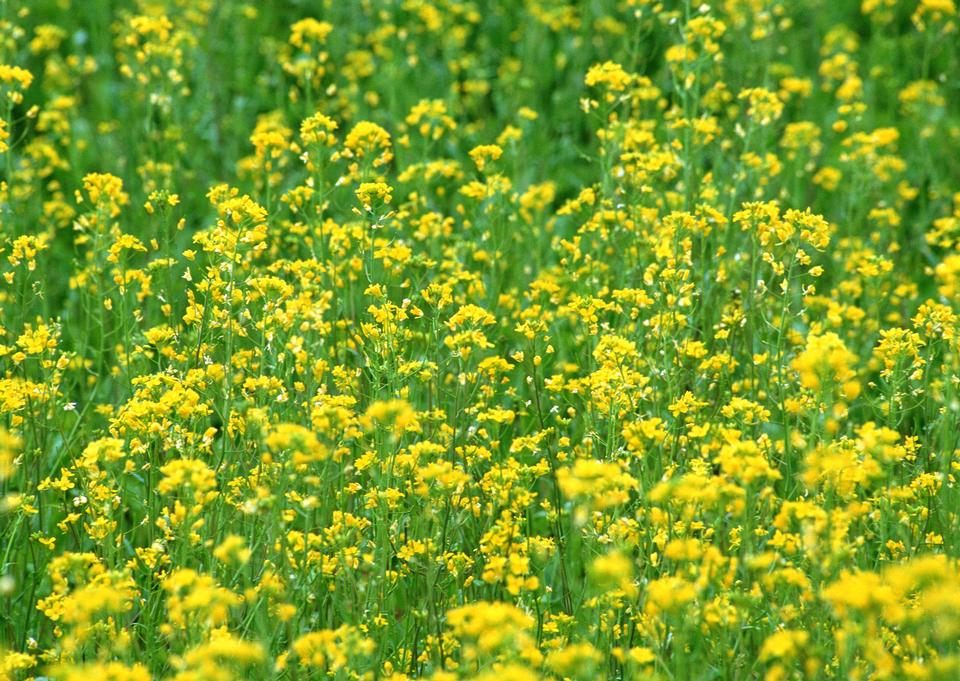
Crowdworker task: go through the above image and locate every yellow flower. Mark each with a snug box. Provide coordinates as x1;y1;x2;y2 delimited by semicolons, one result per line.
585;61;632;91
468;144;503;172
791;332;859;398
760;629;809;661
355;181;393;212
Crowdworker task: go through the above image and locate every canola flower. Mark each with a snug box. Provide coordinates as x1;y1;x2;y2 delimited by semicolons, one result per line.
0;1;959;680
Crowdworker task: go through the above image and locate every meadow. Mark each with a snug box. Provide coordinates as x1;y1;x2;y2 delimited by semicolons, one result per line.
1;0;960;679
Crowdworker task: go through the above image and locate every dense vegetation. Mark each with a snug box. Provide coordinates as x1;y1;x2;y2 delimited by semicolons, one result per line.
2;0;960;679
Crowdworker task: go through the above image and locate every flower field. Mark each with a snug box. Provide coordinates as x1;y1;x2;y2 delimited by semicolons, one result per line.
2;0;960;679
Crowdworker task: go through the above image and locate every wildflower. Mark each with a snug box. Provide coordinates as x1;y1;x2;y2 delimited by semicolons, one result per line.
354;181;393;212
585;61;633;92
739;87;784;126
468;144;503;172
791;332;860;399
292;626;375;672
557;459;639;510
